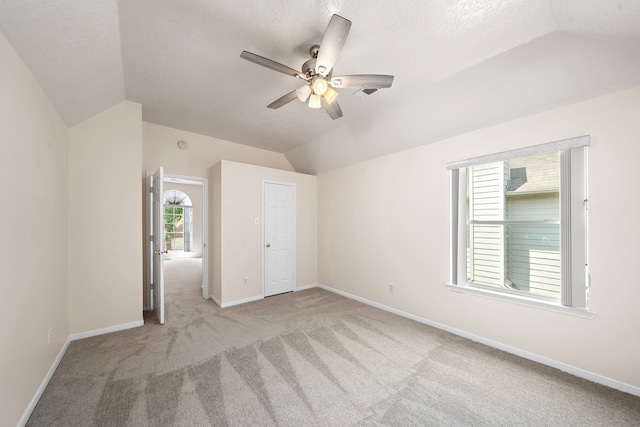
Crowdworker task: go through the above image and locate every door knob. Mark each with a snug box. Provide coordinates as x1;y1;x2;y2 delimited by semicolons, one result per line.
265;243;271;248
154;250;162;255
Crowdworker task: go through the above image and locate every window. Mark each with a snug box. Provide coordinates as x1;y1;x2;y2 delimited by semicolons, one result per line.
448;136;590;314
163;190;193;253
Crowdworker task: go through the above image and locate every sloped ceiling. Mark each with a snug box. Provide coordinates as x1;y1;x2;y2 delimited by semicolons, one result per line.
1;0;639;174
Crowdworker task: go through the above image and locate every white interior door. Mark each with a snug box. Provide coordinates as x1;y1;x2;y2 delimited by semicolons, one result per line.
264;182;295;297
152;167;165;324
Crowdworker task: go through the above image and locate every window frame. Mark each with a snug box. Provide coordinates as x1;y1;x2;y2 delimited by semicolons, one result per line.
447;136;594;318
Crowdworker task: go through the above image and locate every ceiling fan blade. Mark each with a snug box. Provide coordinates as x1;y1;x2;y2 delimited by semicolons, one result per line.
240;51;302;78
267;90;299;109
330;74;394;89
321;97;343;120
315;15;351;77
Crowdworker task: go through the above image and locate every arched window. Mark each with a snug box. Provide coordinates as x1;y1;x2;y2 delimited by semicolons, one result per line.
163;190;193;253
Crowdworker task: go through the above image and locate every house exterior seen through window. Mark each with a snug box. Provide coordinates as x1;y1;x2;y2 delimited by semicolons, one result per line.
467;152;560;300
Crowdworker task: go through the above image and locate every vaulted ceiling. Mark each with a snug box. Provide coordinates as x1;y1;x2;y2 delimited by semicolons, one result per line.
1;1;639;173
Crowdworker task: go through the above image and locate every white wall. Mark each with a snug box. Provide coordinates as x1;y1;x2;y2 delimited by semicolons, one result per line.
68;101;143;334
0;31;69;426
142;121;294;176
215;161;317;305
317;86;640;390
210;162;222;302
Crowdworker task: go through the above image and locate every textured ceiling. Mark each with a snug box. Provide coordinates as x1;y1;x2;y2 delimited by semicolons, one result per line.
1;0;639;173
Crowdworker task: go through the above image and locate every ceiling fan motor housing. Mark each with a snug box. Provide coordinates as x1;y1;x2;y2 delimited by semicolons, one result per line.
302;58;317;77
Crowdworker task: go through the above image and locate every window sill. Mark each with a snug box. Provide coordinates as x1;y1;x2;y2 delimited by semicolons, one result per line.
445;283;596;319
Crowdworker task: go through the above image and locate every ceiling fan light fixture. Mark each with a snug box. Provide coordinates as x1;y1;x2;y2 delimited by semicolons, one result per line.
308;94;322;109
322;86;338;104
311;77;328;96
296;84;312;102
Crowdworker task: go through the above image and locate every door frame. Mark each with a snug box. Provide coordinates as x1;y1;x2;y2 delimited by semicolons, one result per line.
145;172;210;308
262;180;296;298
151;167;165;323
145;172;154;310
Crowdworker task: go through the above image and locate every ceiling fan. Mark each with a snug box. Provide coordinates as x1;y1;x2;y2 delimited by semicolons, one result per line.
240;14;394;120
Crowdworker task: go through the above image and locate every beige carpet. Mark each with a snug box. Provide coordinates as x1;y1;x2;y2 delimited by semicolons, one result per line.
164;258;203;294
27;281;640;426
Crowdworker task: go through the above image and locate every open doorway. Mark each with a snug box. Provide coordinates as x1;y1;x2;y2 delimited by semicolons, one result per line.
162;189;194;257
162;187;202;301
145;172;209;315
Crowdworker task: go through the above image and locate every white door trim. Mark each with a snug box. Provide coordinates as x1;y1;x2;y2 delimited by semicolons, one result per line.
152;167;165;324
262;180;296;298
145;171;153;310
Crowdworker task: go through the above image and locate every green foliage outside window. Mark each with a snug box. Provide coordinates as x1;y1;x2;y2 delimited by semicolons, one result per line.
164;206;183;249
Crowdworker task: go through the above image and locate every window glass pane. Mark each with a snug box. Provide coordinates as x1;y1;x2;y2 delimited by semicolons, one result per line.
505;223;560;298
466;151;561;300
506;151;559;220
467;223;503;287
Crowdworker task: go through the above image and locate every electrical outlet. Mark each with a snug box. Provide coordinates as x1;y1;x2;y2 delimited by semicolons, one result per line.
243;277;249;285
48;328;53;344
388;283;395;294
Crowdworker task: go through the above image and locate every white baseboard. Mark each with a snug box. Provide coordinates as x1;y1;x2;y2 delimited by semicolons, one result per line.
210;295;222;307
317;283;640;398
294;283;318;292
69;320;144;341
211;285;317;308
220;294;263;308
18;338;71;427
